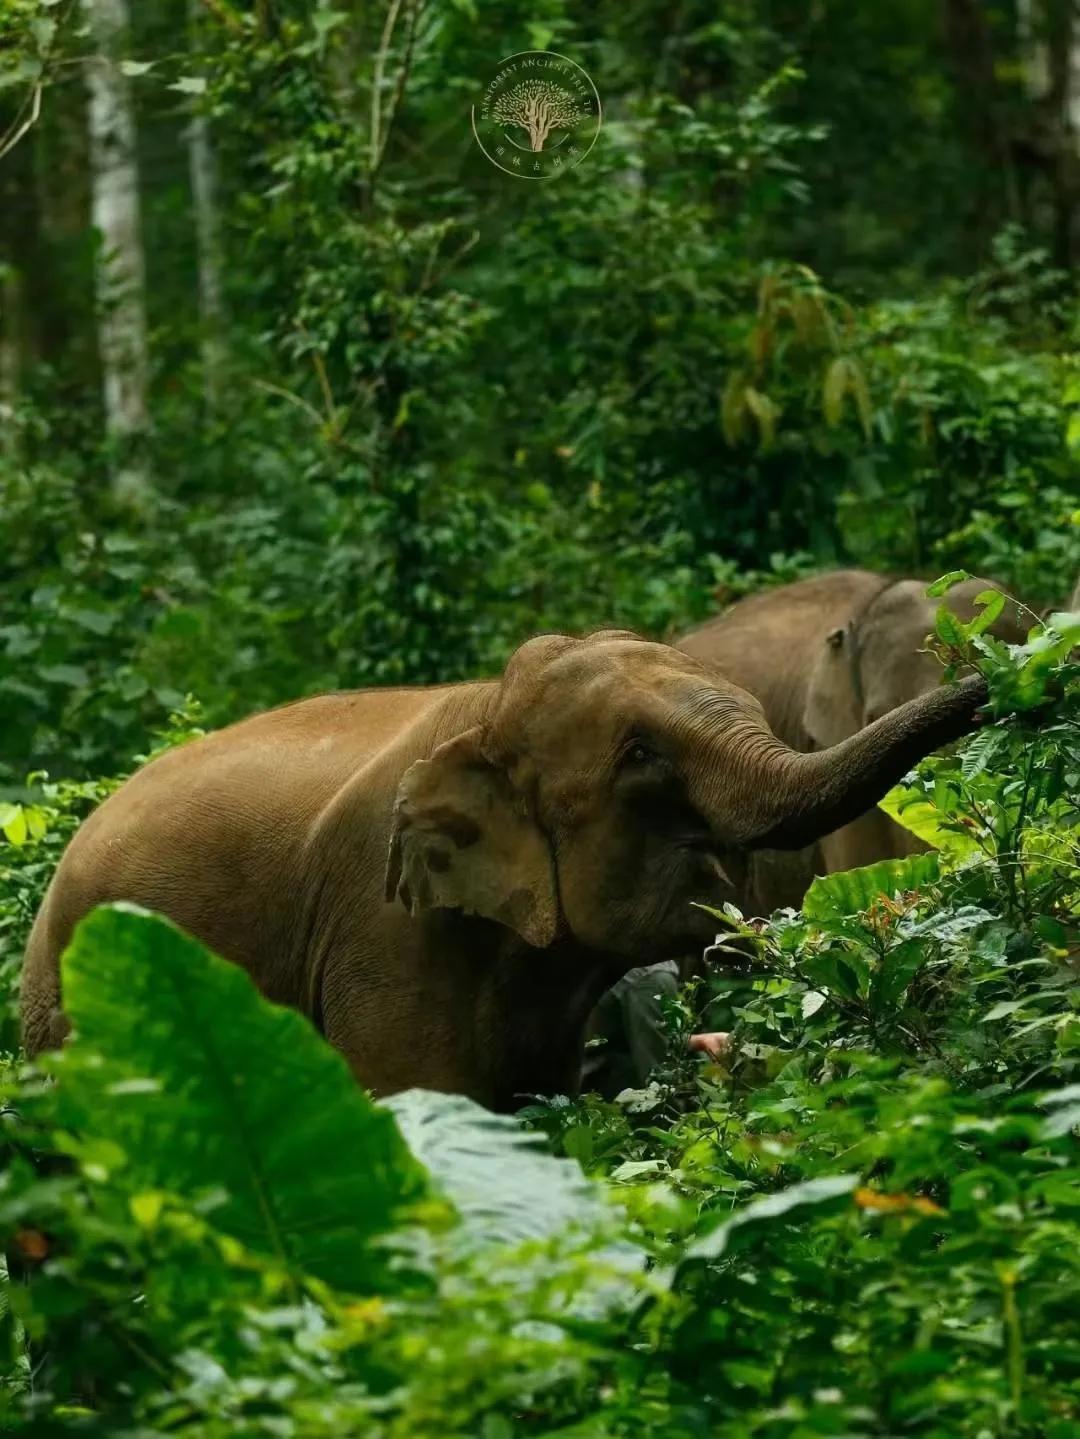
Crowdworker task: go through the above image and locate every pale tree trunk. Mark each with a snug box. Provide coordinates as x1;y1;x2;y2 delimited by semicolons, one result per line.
1021;0;1080;126
187;0;225;413
1044;0;1080;263
0;265;19;458
0;106;39;460
83;0;150;499
1017;0;1051;100
1016;0;1080;263
1066;6;1080;142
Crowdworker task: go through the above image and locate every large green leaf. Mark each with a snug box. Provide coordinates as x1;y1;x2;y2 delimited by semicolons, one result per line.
385;1088;612;1253
385;1090;643;1324
879;783;982;860
51;904;428;1293
803;852;941;923
682;1174;859;1264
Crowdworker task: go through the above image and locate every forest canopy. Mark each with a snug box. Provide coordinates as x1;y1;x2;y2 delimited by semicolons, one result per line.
1;0;1078;782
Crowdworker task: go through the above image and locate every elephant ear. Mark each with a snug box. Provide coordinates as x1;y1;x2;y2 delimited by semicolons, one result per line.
384;728;558;949
803;623;863;749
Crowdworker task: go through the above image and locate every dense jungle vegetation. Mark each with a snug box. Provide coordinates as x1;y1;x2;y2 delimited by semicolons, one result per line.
2;1;1080;1434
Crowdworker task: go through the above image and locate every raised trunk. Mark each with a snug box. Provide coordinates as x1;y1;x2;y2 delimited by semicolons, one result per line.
745;675;988;851
688;675;988;854
83;0;150;498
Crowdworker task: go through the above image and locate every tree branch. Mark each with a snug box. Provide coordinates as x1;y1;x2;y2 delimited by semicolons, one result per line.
369;0;405;183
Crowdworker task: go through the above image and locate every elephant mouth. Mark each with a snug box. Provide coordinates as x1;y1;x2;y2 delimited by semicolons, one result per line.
677;836;736;891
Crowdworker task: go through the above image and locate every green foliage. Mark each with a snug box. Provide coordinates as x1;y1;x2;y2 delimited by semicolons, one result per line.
385;1088;612;1253
3;3;1078;785
0;700;202;1051
2;638;1079;1436
878;578;1080;925
3;1;1080;1431
49;904;428;1291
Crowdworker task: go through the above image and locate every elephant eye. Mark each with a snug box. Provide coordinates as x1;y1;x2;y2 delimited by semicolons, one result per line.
620;738;658;770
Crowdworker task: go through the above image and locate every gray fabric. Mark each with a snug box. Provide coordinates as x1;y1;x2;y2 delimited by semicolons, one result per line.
581;961;680;1099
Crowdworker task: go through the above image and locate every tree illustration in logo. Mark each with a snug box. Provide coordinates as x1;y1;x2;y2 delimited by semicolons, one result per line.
492;79;585;152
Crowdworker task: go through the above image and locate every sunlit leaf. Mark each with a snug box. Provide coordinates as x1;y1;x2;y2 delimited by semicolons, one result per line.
803;852;941;923
926;571;972;598
683;1174;859;1262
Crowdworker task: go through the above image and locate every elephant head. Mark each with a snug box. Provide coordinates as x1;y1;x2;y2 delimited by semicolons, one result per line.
386;630;988;961
802;577;1027;750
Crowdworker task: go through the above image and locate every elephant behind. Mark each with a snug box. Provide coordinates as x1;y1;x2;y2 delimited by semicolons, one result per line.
676;570;1030;910
21;628;990;1110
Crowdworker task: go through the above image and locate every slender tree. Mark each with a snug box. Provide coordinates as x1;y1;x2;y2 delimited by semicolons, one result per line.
1017;0;1051;100
0;263;19;457
0;142;28;457
1011;0;1080;263
83;0;149;497
187;0;225;414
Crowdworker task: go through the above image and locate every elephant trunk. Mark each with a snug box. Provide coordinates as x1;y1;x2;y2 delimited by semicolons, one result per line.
688;674;988;853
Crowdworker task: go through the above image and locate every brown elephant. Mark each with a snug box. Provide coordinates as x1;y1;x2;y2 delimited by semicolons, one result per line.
676;570;1029;909
21;629;989;1110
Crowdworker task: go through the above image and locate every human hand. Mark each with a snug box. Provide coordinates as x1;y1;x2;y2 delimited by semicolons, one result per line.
687;1031;731;1061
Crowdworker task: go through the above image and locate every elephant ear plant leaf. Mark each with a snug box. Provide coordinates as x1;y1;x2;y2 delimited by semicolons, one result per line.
385;1088;613;1254
44;904;429;1293
384;1091;643;1325
803;852;941;927
877;786;985;859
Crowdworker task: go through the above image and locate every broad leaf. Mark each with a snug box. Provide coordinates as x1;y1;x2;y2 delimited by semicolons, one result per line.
802;950;867;1002
925;570;971;598
934;604;967;650
683;1174;859;1263
968;589;1005;637
803;852;941;923
385;1090;643;1325
879;785;983;860
385;1088;612;1253
51;904;428;1292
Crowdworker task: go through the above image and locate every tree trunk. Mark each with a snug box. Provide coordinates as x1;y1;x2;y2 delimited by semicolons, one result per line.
0;264;20;457
1017;0;1051;99
1015;0;1080;265
187;0;225;414
0;129;30;458
83;0;150;499
942;0;1020;236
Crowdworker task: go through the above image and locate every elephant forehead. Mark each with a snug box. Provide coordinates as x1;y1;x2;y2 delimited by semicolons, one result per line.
521;671;670;753
539;638;717;697
510;665;754;769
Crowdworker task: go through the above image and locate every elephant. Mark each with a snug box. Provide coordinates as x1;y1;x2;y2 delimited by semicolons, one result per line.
675;570;1029;910
21;628;990;1111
